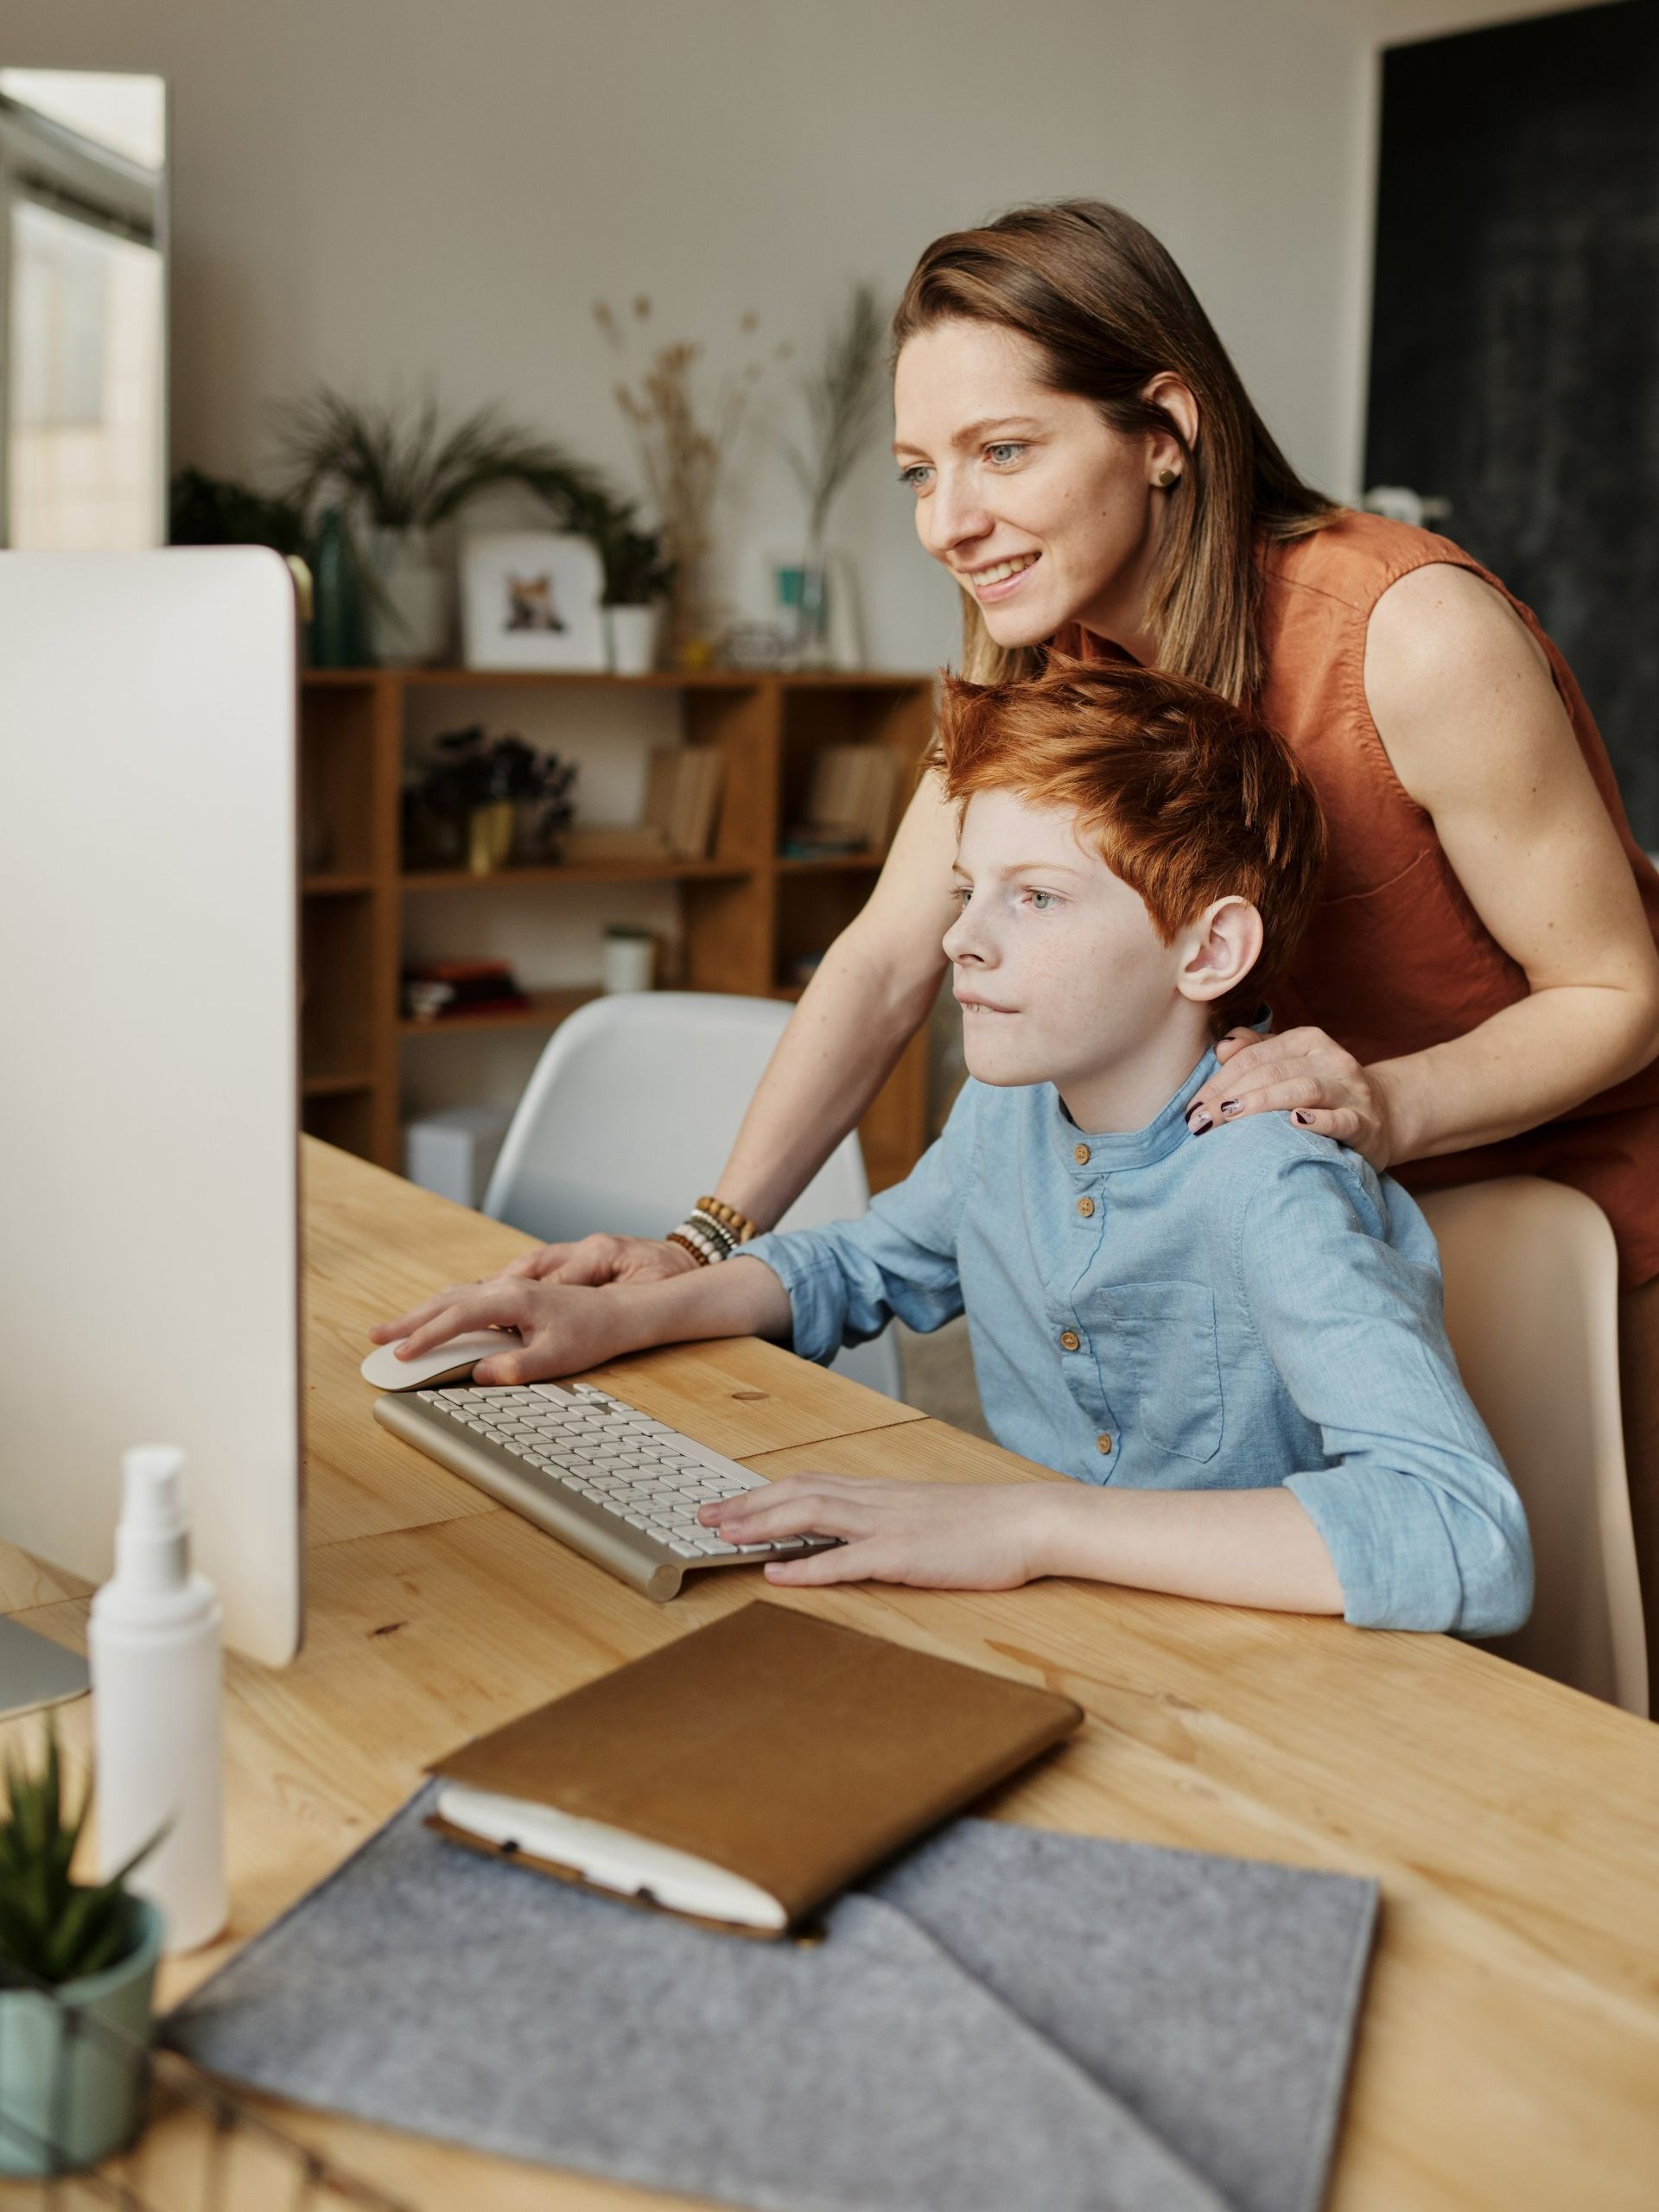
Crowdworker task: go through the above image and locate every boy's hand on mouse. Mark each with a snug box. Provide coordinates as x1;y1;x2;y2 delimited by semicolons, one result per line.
702;1475;1069;1591
368;1278;632;1385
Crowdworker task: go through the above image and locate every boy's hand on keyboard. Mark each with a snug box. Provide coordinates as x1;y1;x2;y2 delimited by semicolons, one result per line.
369;1278;632;1386
702;1475;1065;1591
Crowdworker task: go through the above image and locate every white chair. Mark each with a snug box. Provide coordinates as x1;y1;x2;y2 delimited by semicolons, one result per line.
1419;1177;1648;1716
483;992;905;1398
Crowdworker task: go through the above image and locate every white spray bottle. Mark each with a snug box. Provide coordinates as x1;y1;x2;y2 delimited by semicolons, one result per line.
88;1446;227;1953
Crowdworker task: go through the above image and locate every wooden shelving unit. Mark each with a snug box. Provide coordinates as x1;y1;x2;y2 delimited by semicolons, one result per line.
297;666;937;1193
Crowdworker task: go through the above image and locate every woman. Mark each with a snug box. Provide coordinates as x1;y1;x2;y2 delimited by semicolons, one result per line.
508;201;1659;1668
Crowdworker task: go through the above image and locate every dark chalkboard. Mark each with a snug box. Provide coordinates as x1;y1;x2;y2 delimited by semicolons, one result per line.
1365;0;1659;842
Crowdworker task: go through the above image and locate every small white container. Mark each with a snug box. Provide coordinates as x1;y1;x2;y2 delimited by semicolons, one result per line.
605;603;661;677
404;1104;513;1209
601;926;656;994
88;1447;226;1955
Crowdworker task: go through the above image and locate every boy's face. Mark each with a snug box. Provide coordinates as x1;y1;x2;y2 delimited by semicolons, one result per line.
943;788;1214;1110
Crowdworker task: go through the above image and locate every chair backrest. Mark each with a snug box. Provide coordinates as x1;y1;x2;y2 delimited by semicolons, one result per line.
1419;1177;1648;1716
483;993;902;1396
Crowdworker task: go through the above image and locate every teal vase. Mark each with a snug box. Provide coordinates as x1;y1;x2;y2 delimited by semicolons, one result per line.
310;508;367;668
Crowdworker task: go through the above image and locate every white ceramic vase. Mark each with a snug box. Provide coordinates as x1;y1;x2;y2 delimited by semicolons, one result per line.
605;603;661;677
365;526;450;667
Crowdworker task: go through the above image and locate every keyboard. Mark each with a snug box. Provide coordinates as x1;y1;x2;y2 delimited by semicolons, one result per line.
372;1378;837;1602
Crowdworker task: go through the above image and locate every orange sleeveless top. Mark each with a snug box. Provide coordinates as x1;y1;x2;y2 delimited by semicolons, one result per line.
1070;508;1659;1287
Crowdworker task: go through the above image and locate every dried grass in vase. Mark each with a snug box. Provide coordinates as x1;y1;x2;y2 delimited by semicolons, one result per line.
594;296;778;664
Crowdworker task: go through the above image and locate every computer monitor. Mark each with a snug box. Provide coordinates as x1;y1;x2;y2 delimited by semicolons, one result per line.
0;549;302;1707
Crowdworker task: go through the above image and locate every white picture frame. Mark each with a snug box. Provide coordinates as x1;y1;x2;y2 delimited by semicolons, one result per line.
460;531;607;671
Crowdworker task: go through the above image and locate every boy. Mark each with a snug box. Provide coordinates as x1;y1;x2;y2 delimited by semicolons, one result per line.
373;661;1531;1633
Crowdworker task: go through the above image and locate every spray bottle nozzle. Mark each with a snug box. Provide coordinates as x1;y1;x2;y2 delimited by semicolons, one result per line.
116;1445;190;1592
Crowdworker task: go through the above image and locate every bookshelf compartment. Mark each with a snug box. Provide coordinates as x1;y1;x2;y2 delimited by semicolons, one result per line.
300;682;378;877
301;892;376;1084
302;1085;375;1155
298;669;936;1185
778;682;933;851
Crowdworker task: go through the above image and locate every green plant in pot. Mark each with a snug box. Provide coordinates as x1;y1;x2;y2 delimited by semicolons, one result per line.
404;725;578;874
274;389;620;669
594;504;676;676
0;1725;163;2178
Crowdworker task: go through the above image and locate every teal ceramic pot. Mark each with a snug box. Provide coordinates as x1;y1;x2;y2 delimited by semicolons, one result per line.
0;1900;162;2177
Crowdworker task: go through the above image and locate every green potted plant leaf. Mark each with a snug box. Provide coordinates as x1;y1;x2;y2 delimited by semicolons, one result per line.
0;1723;163;2179
594;505;676;675
273;389;622;668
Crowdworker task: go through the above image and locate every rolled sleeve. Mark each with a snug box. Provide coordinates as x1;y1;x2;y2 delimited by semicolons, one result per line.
745;1087;979;1367
1238;1145;1534;1636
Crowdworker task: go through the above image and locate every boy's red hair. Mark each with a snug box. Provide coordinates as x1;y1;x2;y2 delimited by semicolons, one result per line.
935;658;1326;1027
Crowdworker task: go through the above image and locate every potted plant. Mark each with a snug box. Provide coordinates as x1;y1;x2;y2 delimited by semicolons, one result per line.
403;726;578;875
274;390;620;668
0;1725;162;2178
595;506;676;676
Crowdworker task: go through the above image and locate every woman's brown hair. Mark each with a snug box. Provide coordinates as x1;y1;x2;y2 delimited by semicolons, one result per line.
892;200;1337;704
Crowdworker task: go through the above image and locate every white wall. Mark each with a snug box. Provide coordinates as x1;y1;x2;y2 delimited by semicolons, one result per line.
5;0;1387;671
4;0;1596;1125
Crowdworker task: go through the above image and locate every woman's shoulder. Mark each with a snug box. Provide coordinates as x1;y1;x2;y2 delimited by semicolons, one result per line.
1262;509;1480;619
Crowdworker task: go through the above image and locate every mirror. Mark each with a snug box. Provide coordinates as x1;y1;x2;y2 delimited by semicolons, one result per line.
0;69;167;548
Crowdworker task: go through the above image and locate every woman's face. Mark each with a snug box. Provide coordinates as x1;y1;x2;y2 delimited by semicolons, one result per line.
893;318;1176;650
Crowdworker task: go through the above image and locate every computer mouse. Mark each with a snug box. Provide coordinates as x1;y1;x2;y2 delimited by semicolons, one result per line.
359;1330;523;1392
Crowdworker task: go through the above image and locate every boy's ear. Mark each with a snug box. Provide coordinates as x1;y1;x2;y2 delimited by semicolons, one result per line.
1176;896;1263;1007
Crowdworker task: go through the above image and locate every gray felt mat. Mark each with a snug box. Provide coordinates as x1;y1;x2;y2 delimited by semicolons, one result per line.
168;1785;1376;2212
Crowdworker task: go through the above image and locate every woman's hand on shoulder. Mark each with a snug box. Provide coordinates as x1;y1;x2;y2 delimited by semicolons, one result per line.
1186;1027;1402;1169
494;1233;700;1287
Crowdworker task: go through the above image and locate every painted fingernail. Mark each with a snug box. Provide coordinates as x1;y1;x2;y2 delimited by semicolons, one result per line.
1293;1110;1312;1126
1186;1109;1212;1137
1218;1099;1242;1118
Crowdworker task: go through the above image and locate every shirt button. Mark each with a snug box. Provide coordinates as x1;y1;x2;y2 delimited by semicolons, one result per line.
1076;1196;1096;1218
1096;1433;1113;1455
1073;1143;1090;1165
1058;1330;1081;1352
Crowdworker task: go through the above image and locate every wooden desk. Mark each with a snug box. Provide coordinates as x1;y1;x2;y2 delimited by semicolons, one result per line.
4;1138;1658;2211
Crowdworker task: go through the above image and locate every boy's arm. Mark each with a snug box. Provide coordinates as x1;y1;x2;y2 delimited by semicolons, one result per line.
716;1144;1532;1632
735;1099;975;1363
1230;1148;1533;1634
370;1090;976;1384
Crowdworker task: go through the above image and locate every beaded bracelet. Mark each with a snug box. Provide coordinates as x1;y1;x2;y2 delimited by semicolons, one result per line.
696;1193;758;1243
667;1227;717;1268
686;1207;739;1257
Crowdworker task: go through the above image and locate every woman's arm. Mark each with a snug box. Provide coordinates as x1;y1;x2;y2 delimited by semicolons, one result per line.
368;1252;794;1386
500;767;960;1285
1185;564;1659;1166
709;767;960;1230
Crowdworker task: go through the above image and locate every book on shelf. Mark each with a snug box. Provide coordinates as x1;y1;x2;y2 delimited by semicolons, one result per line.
644;745;726;859
785;743;901;856
403;960;529;1022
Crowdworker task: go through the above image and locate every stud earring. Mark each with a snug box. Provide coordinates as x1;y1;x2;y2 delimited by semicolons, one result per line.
1156;467;1180;489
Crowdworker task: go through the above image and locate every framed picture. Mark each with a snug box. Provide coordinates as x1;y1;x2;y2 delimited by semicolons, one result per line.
460;531;607;671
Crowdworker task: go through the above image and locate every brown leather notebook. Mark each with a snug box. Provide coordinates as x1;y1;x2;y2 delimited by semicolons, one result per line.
425;1601;1084;1937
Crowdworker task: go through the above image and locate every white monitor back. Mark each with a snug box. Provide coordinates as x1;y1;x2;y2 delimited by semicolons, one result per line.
0;549;302;1662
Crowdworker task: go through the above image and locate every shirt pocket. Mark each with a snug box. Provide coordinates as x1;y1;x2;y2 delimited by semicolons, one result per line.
1103;1280;1225;1465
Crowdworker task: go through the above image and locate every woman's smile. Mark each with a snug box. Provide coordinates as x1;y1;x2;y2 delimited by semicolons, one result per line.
960;551;1043;601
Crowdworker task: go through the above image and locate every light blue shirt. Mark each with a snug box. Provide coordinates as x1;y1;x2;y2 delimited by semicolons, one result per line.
747;1049;1532;1636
